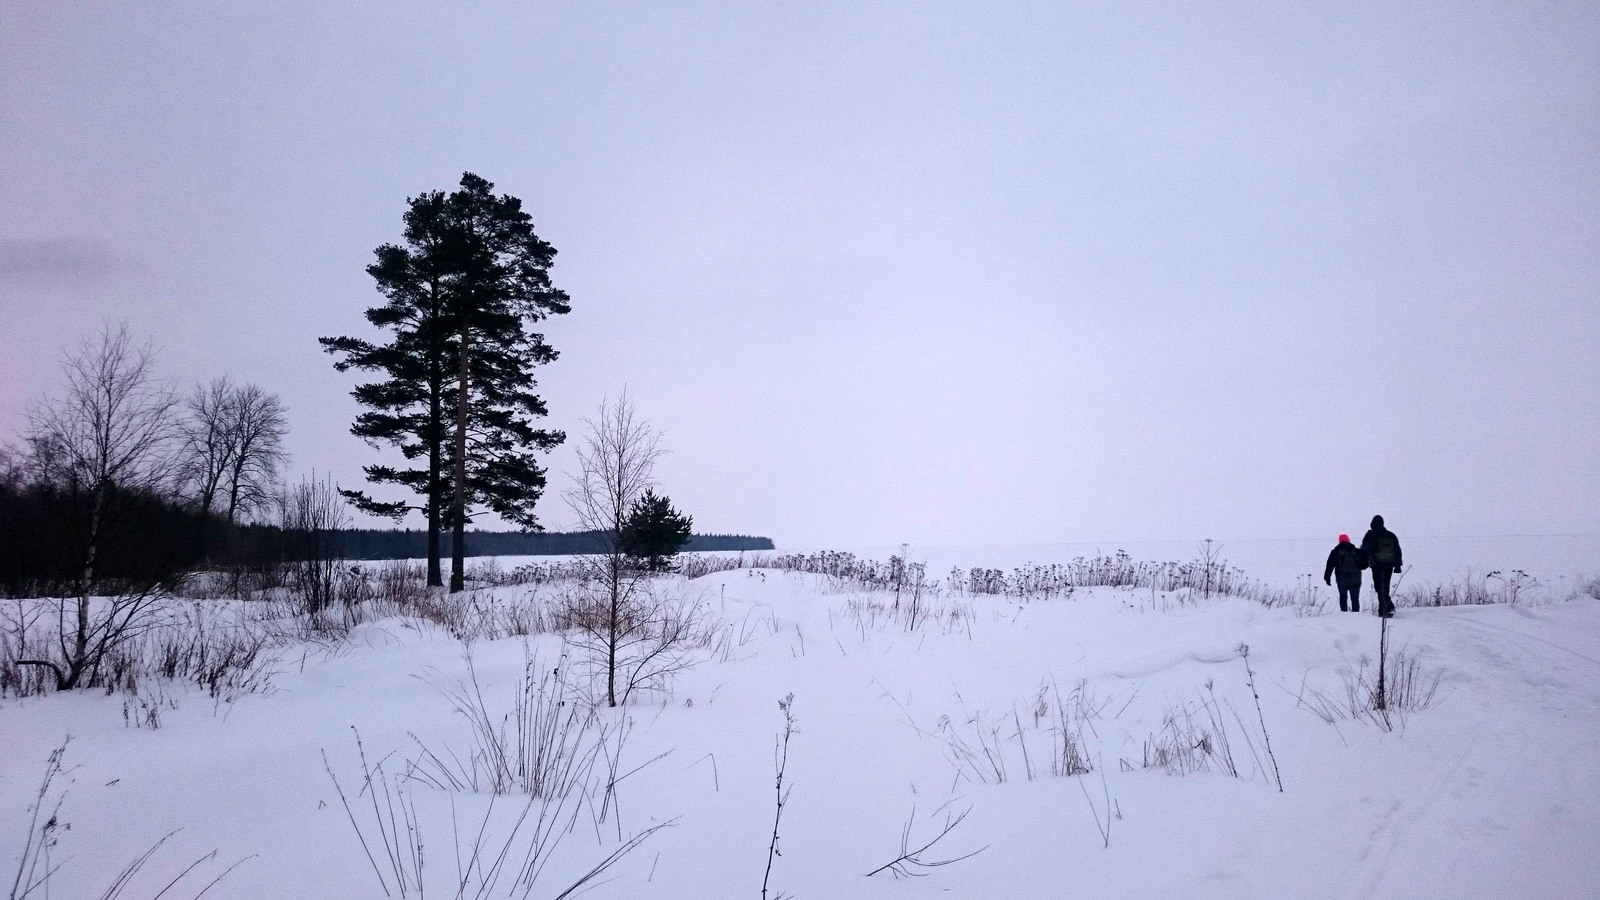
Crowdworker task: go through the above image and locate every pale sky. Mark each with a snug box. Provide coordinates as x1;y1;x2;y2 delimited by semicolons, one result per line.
2;2;1596;547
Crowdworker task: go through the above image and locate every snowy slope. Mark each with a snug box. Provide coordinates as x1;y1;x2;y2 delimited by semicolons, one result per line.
2;559;1598;898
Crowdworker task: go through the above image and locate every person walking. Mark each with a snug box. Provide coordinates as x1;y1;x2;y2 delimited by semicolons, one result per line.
1324;533;1366;612
1360;515;1403;618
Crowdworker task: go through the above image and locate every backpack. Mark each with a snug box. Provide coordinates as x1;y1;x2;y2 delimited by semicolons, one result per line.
1336;545;1363;575
1370;532;1397;565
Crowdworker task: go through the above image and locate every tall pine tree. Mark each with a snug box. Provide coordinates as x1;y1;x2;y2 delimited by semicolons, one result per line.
321;190;457;586
323;174;568;591
441;175;569;591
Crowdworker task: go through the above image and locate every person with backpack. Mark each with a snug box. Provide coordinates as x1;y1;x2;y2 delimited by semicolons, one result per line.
1323;533;1366;612
1360;515;1403;618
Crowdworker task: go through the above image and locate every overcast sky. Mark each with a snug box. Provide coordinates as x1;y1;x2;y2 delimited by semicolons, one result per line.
2;2;1596;548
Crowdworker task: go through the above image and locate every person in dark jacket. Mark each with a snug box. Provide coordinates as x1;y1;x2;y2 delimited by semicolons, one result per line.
1360;515;1403;618
1324;533;1366;612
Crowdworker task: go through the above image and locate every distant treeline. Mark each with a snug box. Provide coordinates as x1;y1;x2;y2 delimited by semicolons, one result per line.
1;480;218;595
333;529;774;560
0;475;771;595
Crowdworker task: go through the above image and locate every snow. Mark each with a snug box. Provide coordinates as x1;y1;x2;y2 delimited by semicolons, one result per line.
3;543;1598;898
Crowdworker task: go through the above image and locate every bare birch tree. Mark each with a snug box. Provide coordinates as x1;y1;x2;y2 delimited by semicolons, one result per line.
562;393;699;707
566;392;663;557
21;322;181;688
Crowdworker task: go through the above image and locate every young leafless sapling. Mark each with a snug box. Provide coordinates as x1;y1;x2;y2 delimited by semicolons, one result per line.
564;392;699;707
1373;617;1389;713
1344;617;1440;733
279;473;349;623
16;580;174;693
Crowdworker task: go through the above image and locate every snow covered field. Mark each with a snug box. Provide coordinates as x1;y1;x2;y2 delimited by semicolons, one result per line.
3;541;1598;899
492;532;1600;602
809;533;1600;599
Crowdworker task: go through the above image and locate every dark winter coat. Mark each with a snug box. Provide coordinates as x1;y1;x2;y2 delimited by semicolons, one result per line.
1360;515;1403;570
1324;540;1366;585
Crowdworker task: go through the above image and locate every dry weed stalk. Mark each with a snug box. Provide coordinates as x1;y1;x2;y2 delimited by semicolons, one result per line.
865;802;987;878
761;694;797;900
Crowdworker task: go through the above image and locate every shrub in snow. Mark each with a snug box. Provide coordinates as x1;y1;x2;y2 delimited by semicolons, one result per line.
409;645;608;798
2;595;280;702
1141;689;1243;778
556;582;712;707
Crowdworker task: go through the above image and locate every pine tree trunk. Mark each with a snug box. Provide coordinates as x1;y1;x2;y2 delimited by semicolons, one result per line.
452;505;465;592
427;374;443;588
450;320;470;593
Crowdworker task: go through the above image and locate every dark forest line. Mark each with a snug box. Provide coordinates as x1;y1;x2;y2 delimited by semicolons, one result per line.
333;528;773;560
0;478;770;595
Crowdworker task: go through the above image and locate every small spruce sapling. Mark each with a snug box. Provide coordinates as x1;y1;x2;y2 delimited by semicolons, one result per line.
619;489;692;573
